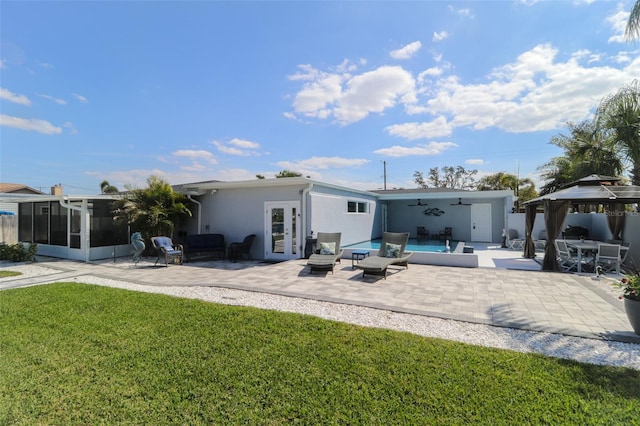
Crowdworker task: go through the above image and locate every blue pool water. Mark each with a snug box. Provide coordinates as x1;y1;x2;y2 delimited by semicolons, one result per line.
345;238;459;253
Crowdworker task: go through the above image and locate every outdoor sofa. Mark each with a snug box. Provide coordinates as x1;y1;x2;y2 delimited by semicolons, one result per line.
184;233;226;262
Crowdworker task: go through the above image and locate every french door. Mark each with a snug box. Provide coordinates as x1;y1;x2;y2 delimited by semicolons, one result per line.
265;201;300;261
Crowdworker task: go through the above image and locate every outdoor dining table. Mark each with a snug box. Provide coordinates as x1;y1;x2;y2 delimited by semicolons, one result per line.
566;239;600;273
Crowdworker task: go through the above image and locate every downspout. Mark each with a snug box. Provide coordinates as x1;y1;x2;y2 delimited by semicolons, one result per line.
301;183;313;248
187;194;202;234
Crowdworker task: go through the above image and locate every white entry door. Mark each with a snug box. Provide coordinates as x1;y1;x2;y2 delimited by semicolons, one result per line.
471;203;492;242
265;201;300;261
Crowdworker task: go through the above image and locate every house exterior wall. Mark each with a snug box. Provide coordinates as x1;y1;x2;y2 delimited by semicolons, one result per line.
196;184;309;260
308;186;379;246
386;196;509;243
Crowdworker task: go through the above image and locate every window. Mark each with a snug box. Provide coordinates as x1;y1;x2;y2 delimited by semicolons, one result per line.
347;201;368;214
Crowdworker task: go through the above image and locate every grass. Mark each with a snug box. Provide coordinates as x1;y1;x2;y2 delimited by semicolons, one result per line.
0;270;22;278
1;283;639;425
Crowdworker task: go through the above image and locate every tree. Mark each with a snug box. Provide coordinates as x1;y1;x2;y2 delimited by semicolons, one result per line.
538;120;624;194
414;166;477;190
256;174;265;179
596;80;640;185
626;0;640;40
477;172;538;211
100;180;119;194
275;170;303;178
112;176;192;240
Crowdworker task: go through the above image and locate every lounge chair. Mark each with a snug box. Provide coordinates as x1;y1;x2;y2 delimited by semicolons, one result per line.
307;232;344;274
228;234;256;262
354;232;413;279
151;236;184;267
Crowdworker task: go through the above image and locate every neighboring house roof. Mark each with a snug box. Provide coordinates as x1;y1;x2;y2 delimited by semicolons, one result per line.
0;183;45;195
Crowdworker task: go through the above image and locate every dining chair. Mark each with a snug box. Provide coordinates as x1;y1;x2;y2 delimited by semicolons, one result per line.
595;243;622;275
555;239;578;273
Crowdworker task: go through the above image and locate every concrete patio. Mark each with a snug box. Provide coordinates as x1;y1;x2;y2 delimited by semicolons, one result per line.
1;243;638;345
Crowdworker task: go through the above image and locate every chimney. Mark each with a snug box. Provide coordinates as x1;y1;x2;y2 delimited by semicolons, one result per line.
51;184;63;196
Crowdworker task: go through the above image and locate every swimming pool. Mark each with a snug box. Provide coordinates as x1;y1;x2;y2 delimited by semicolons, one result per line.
345;238;460;253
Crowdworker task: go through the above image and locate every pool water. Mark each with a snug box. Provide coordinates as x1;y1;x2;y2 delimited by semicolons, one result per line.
345;238;459;253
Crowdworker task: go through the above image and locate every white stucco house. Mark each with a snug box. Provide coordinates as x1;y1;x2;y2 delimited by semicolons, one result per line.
2;177;515;263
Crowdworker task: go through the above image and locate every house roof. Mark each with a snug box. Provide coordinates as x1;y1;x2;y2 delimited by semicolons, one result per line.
0;183;45;194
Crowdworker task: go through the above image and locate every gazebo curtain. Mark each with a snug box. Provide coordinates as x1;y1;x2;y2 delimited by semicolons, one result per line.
542;199;570;271
606;203;626;241
523;204;537;259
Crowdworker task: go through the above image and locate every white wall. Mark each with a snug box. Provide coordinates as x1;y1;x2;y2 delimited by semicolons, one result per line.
309;187;379;246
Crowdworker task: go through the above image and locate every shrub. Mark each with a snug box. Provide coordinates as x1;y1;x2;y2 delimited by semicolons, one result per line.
0;243;38;262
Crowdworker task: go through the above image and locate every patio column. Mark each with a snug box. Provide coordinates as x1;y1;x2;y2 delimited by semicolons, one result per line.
542;199;569;271
523;204;537;258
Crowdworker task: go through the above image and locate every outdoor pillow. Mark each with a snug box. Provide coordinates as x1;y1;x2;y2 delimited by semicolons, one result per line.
320;242;336;255
385;243;402;258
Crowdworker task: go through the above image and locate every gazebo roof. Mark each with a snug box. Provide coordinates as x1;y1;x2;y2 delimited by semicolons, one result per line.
525;175;640;205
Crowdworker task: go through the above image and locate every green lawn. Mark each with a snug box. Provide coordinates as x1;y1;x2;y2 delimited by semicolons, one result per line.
1;283;638;425
0;270;21;278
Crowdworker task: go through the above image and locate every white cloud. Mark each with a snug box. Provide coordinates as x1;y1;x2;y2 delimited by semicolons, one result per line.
73;93;88;103
213;138;261;156
0;59;6;69
63;121;77;134
466;159;485;165
0;114;62;134
373;141;458;157
229;138;260;149
277;156;369;171
39;62;54;69
390;41;422;60
421;43;640;133
288;64;416;125
0;88;31;105
334;66;416;124
606;6;629;43
432;31;448;42
172;149;218;165
386;116;453;139
38;93;66;105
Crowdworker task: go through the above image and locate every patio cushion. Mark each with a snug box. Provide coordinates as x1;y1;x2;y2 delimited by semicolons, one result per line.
320;242;336;255
385;243;401;258
155;237;172;249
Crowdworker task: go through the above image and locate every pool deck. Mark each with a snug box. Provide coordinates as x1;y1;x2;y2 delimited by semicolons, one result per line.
1;243;638;344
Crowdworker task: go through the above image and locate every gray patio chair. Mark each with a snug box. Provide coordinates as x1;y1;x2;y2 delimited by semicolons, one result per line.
354;232;413;279
307;232;344;274
595;243;621;275
554;239;578;273
507;229;524;250
151;236;184;267
228;234;256;262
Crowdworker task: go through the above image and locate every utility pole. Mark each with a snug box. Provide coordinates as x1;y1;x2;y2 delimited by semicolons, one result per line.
382;161;387;190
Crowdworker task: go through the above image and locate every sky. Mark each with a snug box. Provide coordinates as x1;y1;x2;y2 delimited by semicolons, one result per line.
1;1;639;195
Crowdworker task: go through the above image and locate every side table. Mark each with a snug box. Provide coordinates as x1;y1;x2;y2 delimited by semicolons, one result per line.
351;250;370;268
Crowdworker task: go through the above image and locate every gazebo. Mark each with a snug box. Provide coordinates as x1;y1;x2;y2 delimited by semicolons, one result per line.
523;175;640;271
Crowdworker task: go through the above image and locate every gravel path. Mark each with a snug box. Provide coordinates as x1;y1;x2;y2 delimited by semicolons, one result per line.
3;262;640;370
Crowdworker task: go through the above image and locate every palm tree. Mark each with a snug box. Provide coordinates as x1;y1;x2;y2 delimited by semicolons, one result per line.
626;0;640;41
113;176;192;239
477;172;537;210
596;80;640;185
538;120;624;193
100;180;119;194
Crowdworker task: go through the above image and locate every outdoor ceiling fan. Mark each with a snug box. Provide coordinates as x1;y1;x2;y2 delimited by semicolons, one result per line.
408;199;427;207
450;197;472;206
